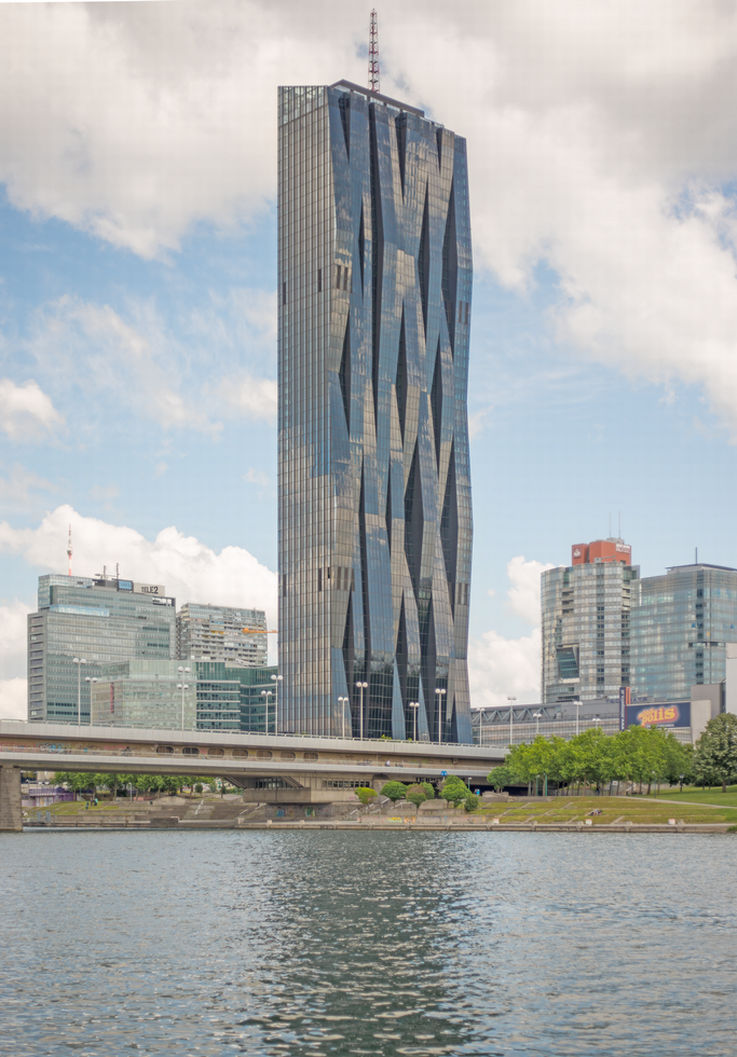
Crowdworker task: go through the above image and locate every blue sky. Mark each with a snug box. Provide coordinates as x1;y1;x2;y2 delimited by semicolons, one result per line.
2;0;737;718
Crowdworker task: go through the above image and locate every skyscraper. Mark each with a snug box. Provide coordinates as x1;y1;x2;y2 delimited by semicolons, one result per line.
28;573;176;723
541;540;639;705
278;80;473;741
177;603;268;668
630;563;737;702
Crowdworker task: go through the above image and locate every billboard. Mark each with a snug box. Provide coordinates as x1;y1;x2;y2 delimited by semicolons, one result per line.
624;702;690;729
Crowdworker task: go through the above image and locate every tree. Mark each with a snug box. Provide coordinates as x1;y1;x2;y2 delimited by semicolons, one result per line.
488;763;514;791
440;775;470;806
380;780;408;802
355;786;378;805
405;784;427;807
693;713;737;791
420;782;435;800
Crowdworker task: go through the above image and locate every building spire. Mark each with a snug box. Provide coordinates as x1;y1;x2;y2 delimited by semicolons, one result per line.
368;9;380;93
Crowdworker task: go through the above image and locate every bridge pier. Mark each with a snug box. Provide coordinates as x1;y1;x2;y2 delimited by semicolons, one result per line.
0;766;22;832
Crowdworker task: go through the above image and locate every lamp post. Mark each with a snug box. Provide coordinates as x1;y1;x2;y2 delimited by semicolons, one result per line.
592;715;601;731
259;689;270;731
177;665;191;731
338;695;349;738
73;657;87;724
356;681;368;740
533;710;542;736
574;699;581;736
435;688;446;744
270;673;283;734
84;676;98;725
507;695;516;746
409;700;420;741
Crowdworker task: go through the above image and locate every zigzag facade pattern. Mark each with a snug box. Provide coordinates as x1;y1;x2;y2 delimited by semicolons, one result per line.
278;82;473;742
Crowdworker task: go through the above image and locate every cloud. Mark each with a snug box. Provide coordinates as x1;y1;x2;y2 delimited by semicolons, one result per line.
220;375;277;423
0;0;358;257
0;678;27;722
0;506;279;706
0;504;277;621
5;1;737;435
0;464;58;513
469;556;553;707
0;379;64;441
26;293;277;433
469;627;542;710
0;601;33;721
506;555;555;625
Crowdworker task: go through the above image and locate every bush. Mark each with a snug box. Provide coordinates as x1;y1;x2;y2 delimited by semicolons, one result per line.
405;784;427;807
463;793;479;812
440;775;470;806
421;782;435;799
355;786;378;805
381;780;408;802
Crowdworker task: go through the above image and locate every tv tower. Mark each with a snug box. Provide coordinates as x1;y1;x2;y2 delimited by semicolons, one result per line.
368;9;380;93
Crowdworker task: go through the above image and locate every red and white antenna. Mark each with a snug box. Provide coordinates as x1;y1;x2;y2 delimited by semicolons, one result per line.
368;9;380;93
67;523;73;576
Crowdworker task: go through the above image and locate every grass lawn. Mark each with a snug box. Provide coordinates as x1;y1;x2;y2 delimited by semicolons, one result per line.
637;786;737;809
477;796;737;825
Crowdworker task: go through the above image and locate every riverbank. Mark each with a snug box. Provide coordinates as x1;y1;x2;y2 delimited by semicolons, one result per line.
22;792;737;833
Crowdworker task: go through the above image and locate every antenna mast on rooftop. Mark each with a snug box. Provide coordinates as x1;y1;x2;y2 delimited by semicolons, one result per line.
67;524;73;576
368;9;380;93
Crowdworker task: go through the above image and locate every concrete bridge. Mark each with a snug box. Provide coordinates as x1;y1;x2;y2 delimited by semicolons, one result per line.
0;720;505;831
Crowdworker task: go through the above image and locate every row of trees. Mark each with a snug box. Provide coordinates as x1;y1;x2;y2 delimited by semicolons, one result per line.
489;725;691;795
489;714;737;794
53;773;221;797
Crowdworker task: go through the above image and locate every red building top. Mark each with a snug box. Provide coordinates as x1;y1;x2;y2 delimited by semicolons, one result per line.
571;539;632;565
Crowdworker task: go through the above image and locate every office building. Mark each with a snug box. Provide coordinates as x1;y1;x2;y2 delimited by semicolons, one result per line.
177;603;268;668
90;659;278;734
630;563;737;702
28;573;176;723
541;539;639;705
278;80;473;741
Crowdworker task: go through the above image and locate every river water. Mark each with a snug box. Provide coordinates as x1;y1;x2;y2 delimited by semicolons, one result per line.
2;829;736;1056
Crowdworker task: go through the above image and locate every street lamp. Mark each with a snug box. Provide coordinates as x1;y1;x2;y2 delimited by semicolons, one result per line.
270;673;283;734
507;695;516;746
84;676;98;725
72;657;87;724
338;695;349;738
177;666;191;731
533;710;542;736
356;681;368;740
435;688;446;744
259;689;270;731
592;715;601;731
409;700;420;741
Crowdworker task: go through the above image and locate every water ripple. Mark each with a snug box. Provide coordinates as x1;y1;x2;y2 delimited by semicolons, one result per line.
2;830;737;1056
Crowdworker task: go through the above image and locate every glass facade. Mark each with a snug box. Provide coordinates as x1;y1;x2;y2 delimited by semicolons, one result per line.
630;564;737;702
28;574;176;723
278;81;473;741
541;560;639;704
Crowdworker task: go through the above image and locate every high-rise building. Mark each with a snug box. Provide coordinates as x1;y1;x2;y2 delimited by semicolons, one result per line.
90;659;278;733
541;540;639;704
630;563;737;702
176;603;268;668
28;573;176;723
278;81;473;741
